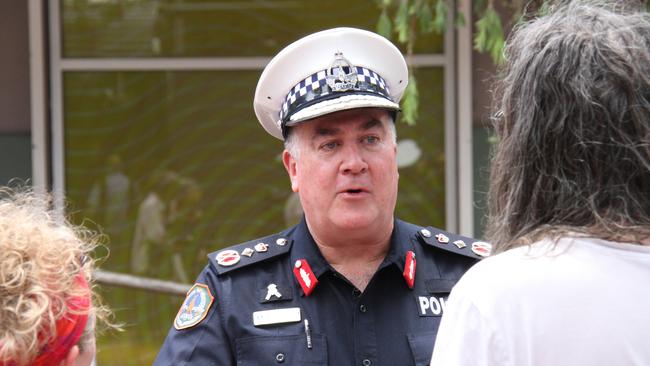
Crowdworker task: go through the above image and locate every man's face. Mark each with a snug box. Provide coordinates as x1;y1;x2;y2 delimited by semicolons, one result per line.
282;108;398;235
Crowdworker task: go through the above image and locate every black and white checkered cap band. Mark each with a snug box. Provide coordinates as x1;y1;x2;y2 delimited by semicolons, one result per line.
279;66;392;122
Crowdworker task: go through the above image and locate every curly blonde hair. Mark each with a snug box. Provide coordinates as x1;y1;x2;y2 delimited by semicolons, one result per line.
0;187;111;366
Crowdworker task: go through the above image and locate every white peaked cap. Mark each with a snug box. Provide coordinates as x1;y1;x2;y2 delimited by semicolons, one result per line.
254;27;409;140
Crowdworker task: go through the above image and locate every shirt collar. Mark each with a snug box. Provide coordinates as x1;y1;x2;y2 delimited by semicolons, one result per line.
381;218;416;273
288;216;331;278
288;217;416;278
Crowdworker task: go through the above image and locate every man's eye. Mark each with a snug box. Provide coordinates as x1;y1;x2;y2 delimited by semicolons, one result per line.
364;136;380;144
321;141;338;150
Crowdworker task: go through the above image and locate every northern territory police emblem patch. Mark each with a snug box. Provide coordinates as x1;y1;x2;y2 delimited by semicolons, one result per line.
174;283;214;330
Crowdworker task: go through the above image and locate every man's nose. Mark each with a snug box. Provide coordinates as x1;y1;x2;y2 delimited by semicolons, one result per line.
340;145;368;174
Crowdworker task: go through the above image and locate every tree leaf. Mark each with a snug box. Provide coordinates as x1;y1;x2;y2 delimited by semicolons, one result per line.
432;0;448;33
538;1;551;16
395;0;410;44
474;7;504;64
473;0;487;14
418;1;435;33
377;9;393;38
401;74;419;125
408;1;417;16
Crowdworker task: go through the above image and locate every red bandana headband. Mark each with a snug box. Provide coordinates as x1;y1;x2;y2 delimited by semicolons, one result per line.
1;272;92;366
31;272;91;366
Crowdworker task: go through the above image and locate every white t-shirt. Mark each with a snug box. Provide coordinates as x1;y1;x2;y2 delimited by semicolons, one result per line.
430;237;650;366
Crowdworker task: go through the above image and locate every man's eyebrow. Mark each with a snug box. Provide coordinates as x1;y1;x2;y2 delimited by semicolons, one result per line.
361;119;384;131
314;126;341;137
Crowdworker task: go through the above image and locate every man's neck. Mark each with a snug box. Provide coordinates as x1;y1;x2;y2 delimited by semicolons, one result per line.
307;219;394;292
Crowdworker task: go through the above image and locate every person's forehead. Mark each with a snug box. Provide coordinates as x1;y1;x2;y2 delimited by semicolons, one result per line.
305;108;390;130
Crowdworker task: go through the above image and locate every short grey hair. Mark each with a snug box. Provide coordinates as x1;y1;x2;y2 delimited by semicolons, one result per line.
283;112;397;159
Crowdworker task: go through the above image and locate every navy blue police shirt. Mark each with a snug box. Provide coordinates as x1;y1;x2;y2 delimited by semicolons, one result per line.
154;218;486;366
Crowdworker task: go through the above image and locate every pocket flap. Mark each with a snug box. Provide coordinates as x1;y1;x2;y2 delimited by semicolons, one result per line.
236;334;327;365
425;279;455;293
407;331;436;366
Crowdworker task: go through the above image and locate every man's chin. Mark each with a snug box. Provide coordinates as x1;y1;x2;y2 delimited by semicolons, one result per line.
329;212;380;231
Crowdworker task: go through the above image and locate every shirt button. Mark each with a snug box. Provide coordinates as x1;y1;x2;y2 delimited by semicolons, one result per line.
275;353;285;363
362;359;372;366
352;289;361;297
359;304;367;313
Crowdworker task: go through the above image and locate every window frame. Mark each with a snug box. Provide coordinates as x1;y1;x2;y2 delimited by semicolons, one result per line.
32;0;475;235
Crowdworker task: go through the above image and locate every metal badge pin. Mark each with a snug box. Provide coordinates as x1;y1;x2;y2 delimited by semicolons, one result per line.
215;250;240;267
453;240;467;249
435;233;450;244
241;247;255;257
265;283;282;301
276;238;287;246
471;241;492;257
254;242;269;252
420;228;432;238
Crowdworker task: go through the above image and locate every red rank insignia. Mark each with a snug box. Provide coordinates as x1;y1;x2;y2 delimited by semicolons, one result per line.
293;259;319;296
403;250;416;289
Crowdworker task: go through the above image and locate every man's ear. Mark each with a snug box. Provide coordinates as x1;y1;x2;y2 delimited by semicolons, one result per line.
62;345;80;366
282;150;299;192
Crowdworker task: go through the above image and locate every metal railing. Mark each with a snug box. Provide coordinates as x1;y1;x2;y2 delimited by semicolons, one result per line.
93;269;191;297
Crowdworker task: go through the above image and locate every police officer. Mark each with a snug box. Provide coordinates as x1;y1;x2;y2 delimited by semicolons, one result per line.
154;27;489;366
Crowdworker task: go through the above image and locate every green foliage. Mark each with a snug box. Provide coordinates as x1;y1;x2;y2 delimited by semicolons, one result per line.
375;0;559;124
376;0;439;126
401;74;419;125
431;0;447;33
474;7;505;64
378;0;650;125
377;9;393;38
395;1;410;43
538;1;552;16
473;0;487;14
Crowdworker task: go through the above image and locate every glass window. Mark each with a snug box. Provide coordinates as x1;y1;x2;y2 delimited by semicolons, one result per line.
60;2;448;364
472;125;491;238
61;0;444;58
0;134;31;185
63;67;445;364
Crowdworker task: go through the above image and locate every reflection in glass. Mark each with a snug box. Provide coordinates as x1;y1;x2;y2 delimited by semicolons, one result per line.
63;67;444;364
61;0;444;58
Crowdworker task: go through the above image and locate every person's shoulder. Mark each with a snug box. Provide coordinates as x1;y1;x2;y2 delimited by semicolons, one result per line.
450;241;555;297
397;219;492;261
207;232;293;276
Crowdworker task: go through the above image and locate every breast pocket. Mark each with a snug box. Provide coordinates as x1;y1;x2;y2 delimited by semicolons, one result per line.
236;334;327;366
407;331;436;366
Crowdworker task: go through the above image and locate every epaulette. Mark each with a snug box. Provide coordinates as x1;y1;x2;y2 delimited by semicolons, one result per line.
417;226;492;260
208;233;293;275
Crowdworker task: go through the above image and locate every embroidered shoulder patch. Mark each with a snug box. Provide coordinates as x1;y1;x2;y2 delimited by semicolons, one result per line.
174;283;214;330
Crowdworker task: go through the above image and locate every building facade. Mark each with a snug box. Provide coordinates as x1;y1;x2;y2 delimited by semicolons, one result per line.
0;1;493;364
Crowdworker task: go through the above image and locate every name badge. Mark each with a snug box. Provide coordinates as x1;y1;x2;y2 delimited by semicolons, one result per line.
253;307;302;326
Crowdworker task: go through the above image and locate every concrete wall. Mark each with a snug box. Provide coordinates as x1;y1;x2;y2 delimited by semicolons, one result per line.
0;0;32;184
0;0;31;132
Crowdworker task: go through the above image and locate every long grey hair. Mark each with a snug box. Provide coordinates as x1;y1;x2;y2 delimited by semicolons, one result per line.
487;1;650;253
